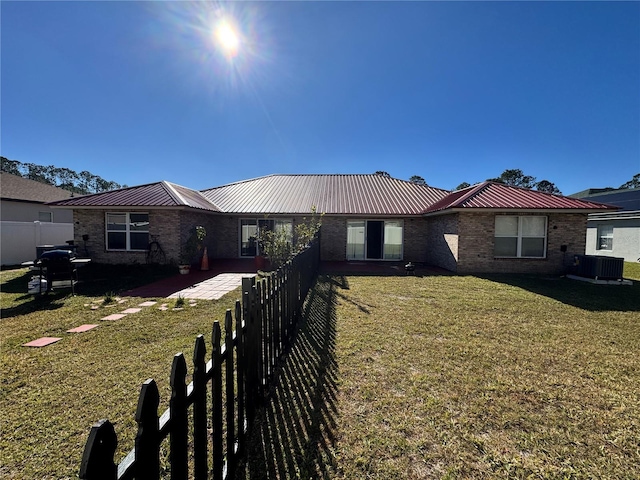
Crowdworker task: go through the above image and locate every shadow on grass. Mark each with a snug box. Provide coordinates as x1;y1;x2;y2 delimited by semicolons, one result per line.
477;273;640;312
240;275;341;479
0;263;177;319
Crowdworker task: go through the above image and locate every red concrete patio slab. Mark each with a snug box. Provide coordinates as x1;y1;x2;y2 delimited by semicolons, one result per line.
23;337;62;347
101;313;127;321
67;324;99;333
121;308;142;314
122;259;257;298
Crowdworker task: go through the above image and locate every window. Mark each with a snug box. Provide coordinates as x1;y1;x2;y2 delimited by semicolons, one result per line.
597;225;613;250
106;213;149;251
495;215;547;258
240;218;293;257
38;211;53;222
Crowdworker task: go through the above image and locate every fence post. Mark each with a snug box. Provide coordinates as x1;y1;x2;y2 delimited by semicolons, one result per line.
235;300;246;455
192;335;208;480
134;379;160;480
242;276;257;433
170;353;188;480
224;310;236;477
211;321;223;480
79;419;117;480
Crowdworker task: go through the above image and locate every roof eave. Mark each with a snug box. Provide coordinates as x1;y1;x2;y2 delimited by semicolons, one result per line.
423;207;615;217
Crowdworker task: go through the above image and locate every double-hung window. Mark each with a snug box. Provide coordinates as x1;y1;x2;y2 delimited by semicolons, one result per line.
494;215;547;258
596;225;613;251
106;213;149;251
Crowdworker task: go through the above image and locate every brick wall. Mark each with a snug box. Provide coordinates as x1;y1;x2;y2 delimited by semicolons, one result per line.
425;214;459;271
456;212;587;274
319;216;346;261
73;208;220;265
403;218;428;263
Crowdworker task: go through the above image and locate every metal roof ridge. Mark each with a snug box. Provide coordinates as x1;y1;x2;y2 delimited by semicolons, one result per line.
163;181;219;210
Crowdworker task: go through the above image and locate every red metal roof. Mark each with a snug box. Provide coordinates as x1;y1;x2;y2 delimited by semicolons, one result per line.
423;182;618;214
201;174;450;215
49;181;220;211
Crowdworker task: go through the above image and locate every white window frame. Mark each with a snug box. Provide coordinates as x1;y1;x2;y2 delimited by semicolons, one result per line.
494;215;547;259
105;212;149;251
346;219;404;261
596;224;613;251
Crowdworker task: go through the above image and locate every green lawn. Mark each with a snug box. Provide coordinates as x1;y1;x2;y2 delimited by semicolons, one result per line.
0;266;239;478
244;269;640;479
2;263;639;478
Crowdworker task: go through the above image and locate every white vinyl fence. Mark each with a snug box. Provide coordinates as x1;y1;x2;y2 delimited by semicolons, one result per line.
1;221;74;266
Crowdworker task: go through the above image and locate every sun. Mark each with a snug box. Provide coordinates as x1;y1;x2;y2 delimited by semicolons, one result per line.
215;19;240;57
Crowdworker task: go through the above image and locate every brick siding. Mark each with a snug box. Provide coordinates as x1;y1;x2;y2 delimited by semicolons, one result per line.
456;212;587;274
425;214;459;272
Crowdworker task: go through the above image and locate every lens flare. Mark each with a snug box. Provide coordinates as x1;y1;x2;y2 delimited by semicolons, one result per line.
215;20;239;57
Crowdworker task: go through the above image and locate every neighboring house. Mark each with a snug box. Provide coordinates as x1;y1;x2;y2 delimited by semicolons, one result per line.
570;187;640;262
1;172;73;223
1;172;75;265
49;174;615;274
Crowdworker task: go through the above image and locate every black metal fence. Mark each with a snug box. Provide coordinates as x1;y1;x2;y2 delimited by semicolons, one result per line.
79;237;320;480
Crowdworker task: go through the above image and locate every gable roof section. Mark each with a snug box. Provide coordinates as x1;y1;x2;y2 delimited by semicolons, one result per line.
423;182;618;214
49;181;220;212
201;174;450;215
0;172;73;203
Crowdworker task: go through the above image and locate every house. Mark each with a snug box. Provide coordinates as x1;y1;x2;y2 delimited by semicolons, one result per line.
1;172;73;223
570;187;640;262
1;172;75;265
48;174;616;274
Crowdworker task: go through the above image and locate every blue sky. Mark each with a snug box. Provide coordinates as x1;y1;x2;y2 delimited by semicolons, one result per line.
2;1;639;194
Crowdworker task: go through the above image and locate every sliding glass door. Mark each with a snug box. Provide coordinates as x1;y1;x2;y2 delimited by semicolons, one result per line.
347;220;403;260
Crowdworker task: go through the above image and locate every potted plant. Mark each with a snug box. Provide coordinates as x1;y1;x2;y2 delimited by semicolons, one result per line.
179;225;206;274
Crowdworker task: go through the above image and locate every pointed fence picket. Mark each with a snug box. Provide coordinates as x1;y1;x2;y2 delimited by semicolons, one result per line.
79;236;320;480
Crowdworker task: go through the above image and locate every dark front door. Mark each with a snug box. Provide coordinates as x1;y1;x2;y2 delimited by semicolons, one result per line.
366;221;384;259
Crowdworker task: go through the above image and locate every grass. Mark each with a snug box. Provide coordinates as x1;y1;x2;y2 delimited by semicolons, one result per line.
243;269;640;479
0;265;240;479
3;262;639;478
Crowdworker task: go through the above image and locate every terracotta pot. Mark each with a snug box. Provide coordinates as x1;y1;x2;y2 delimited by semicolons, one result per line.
255;255;267;270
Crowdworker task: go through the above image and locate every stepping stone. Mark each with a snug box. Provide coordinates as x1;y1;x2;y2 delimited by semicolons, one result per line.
91;305;100;310
158;305;169;311
138;301;157;307
67;324;99;333
117;299;127;304
23;337;62;347
121;308;142;314
101;313;126;321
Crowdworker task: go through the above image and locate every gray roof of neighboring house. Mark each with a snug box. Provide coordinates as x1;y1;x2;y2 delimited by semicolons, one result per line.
0;172;73;203
200;174;450;215
569;187;640;211
423;182;618;214
49;181;220;212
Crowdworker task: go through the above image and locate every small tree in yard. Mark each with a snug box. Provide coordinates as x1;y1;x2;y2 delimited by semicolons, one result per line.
259;207;323;270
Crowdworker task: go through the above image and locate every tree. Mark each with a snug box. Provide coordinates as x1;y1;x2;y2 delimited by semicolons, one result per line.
374;171;391;177
409;175;427;185
487;169;536;189
0;156;22;175
619;173;640;189
455;182;471;190
535;180;561;195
